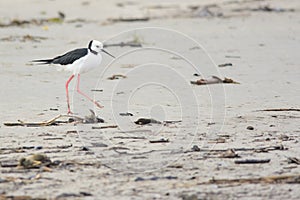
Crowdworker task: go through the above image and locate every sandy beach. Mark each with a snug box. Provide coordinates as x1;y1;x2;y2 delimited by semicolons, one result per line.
0;0;299;199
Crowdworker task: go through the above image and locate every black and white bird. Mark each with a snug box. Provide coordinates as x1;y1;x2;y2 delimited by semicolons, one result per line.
32;40;115;114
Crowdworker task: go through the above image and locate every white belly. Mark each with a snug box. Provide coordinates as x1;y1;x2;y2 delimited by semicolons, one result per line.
60;53;102;74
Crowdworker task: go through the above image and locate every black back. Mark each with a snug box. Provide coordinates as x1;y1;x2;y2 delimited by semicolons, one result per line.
52;48;88;65
32;48;88;65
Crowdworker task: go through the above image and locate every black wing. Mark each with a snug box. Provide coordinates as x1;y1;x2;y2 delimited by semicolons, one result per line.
32;48;88;65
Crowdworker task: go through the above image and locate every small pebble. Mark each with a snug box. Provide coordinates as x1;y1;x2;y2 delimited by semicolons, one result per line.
191;145;200;151
247;126;254;130
119;112;133;116
80;146;89;151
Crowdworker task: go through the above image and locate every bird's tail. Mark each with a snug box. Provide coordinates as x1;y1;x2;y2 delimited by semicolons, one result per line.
31;59;54;64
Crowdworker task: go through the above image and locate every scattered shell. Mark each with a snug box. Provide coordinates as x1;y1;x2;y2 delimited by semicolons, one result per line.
18;154;51;169
220;149;240;158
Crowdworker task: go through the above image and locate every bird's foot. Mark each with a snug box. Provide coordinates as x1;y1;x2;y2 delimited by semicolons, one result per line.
94;101;104;109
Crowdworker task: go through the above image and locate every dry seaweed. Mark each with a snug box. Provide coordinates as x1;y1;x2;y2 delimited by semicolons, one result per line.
4;115;68;127
191;76;239;85
113;136;146;139
149;138;169;143
0;12;65;27
0;34;47;42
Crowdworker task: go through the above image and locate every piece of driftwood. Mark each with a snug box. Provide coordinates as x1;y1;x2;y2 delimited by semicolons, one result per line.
185;145;285;153
3;115;69;127
287;157;300;165
92;125;118;129
0;162;19;168
0;12;65;27
258;108;300;112
191;76;239;85
113;136;146;139
149;138;169;143
107;17;150;23
202;174;300;185
3;110;103;127
234;159;271;164
163;120;182;124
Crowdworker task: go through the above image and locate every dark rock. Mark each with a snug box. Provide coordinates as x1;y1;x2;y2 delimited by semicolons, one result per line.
191;145;200;152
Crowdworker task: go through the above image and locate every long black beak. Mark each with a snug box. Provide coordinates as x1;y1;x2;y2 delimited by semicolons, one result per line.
102;49;115;58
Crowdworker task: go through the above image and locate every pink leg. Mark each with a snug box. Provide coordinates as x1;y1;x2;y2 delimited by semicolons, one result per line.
76;74;104;109
66;74;75;114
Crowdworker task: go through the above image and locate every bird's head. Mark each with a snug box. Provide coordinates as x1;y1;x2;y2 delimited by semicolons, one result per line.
88;40;115;58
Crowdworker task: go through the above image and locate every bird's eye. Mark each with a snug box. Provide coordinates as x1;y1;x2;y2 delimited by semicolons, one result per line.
96;45;100;48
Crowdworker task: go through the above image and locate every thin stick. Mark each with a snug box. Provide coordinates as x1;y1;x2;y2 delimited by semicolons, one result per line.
4;114;83;127
258;108;300;112
202;174;300;185
92;125;118;129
